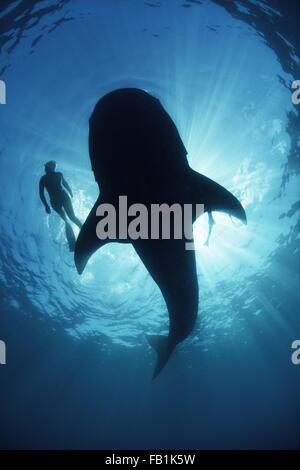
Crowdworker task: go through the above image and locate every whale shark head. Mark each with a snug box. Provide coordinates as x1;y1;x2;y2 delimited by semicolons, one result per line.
88;88;189;194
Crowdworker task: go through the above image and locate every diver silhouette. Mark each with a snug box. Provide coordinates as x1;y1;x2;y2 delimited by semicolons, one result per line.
39;160;82;251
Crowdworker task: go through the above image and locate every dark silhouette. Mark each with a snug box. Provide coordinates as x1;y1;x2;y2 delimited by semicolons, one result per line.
74;88;246;378
39;160;82;251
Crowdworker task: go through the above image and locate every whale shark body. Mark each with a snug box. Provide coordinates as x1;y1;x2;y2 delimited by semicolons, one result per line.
74;88;246;378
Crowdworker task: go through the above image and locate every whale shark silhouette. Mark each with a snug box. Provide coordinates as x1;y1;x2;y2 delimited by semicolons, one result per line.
74;88;246;378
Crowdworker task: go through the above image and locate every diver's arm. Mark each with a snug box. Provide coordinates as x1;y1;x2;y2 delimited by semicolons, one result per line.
39;178;51;214
62;175;73;197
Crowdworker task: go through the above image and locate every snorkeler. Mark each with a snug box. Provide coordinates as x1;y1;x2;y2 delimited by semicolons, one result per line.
39;160;82;251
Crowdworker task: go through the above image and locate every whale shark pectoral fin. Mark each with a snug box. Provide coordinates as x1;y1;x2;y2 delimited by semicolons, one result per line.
74;195;107;274
188;168;247;224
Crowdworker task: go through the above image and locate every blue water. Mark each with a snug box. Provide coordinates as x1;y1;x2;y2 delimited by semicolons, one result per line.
0;0;300;449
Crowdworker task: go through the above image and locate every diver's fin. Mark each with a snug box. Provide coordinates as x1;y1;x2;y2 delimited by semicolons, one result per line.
147;334;175;379
74;195;108;274
65;223;76;252
188;168;247;224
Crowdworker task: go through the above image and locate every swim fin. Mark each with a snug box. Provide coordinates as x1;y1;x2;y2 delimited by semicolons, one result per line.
65;223;76;252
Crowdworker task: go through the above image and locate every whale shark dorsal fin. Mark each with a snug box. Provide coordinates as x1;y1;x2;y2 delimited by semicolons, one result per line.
188;168;247;224
74;195;109;274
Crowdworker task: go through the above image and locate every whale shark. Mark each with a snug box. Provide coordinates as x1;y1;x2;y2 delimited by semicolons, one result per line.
74;88;246;378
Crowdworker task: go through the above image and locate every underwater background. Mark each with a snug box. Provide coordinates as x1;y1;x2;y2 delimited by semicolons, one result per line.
0;0;300;449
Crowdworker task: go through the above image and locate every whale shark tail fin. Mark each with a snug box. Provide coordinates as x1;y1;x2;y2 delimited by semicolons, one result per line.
147;334;175;379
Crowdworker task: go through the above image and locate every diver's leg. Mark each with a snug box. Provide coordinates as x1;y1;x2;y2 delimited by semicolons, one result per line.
52;205;76;251
63;196;83;228
53;206;68;224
